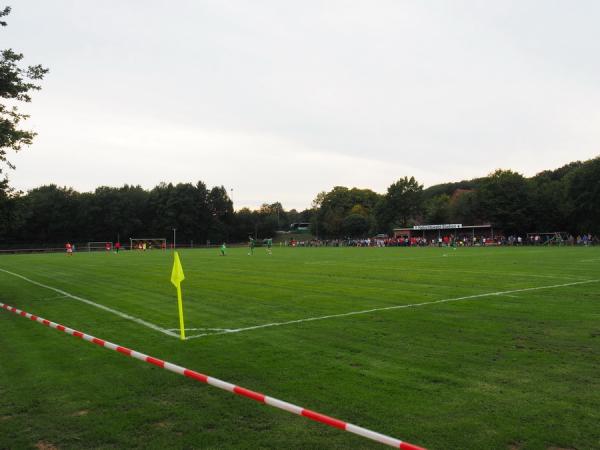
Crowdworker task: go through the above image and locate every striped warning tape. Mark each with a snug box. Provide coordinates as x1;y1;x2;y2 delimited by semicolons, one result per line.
0;302;426;450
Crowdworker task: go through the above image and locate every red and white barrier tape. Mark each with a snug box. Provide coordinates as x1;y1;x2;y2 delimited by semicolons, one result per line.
1;302;426;450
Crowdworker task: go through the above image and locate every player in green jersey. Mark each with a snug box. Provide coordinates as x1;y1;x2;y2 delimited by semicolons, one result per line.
248;236;255;255
220;242;227;256
266;238;273;255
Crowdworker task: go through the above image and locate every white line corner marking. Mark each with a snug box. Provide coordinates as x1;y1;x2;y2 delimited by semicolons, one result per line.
0;268;178;338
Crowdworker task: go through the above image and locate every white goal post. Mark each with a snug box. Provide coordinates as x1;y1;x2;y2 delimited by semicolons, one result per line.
87;241;113;252
129;238;167;251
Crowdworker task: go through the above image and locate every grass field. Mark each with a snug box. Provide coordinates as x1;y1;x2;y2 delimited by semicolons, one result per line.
1;246;599;449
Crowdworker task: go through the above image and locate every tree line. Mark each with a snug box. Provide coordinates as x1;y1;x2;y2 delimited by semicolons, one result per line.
0;182;313;246
311;157;600;238
0;156;597;246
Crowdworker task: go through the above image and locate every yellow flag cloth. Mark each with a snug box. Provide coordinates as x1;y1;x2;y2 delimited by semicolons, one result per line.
171;252;185;288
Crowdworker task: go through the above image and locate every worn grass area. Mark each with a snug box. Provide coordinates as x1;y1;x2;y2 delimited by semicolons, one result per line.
1;246;599;449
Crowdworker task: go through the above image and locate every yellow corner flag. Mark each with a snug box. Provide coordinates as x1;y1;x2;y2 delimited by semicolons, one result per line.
171;251;186;340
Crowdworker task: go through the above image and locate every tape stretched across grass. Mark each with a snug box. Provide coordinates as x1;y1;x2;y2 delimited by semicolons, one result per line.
0;302;426;450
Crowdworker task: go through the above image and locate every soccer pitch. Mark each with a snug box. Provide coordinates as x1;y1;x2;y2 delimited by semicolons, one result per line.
1;247;599;449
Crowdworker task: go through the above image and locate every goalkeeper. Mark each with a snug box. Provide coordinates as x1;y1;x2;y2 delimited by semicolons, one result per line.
220;242;227;256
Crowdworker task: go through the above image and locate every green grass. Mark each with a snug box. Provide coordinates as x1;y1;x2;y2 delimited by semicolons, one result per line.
1;246;599;449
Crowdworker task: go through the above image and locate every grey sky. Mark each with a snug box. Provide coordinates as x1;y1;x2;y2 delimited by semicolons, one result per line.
4;1;599;209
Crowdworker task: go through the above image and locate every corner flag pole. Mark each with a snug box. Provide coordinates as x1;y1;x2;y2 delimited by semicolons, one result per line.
171;251;186;340
176;284;185;340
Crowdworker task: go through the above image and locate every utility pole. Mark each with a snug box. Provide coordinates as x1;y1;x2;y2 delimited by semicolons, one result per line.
173;228;177;250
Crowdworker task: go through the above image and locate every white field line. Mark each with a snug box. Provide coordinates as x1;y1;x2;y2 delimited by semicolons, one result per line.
186;279;599;340
580;258;600;263
0;268;179;338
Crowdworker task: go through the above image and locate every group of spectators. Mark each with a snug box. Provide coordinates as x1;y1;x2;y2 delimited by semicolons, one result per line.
286;233;599;248
506;234;597;246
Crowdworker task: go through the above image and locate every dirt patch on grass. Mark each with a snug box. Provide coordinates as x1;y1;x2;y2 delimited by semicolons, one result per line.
72;410;89;417
547;447;576;450
508;442;523;450
0;415;12;422
35;441;58;450
154;421;171;429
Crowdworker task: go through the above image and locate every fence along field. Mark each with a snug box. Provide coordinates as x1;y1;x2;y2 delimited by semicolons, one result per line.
1;246;599;449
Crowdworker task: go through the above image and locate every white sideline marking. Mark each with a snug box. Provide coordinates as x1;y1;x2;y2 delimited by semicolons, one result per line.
186;279;599;339
0;268;179;338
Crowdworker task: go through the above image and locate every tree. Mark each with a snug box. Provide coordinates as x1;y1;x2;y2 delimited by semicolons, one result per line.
424;194;451;224
19;185;79;243
342;213;370;237
528;175;568;233
565;157;600;235
312;187;381;238
207;186;233;241
0;6;48;184
476;169;531;234
449;190;480;225
375;176;423;232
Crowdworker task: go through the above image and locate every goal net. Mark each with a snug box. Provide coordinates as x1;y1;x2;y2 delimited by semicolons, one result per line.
129;238;167;251
87;241;113;252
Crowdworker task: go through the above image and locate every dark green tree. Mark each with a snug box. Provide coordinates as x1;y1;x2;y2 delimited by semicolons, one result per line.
313;187;381;238
449;190;481;225
207;186;234;241
565;157;600;234
19;185;79;243
424;194;451;224
342;213;370;237
476;170;531;234
375;176;423;231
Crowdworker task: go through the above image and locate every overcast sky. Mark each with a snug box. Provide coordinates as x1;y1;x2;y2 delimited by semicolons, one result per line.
3;1;599;209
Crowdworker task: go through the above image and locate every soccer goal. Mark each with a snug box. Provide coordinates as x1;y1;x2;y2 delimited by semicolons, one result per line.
526;232;569;246
129;238;167;251
87;241;113;252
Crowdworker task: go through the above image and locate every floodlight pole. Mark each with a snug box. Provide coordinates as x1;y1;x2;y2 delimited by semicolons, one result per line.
173;228;177;250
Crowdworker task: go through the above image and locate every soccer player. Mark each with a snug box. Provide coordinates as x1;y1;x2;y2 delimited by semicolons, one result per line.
266;237;273;255
105;242;111;252
220;242;227;256
65;242;73;256
115;242;121;253
248;236;255;255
